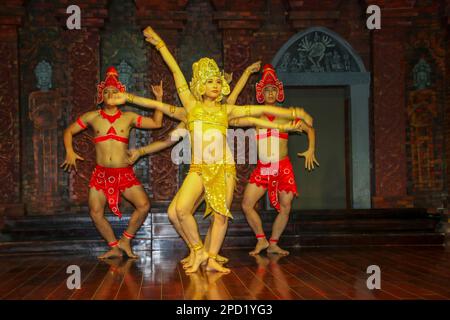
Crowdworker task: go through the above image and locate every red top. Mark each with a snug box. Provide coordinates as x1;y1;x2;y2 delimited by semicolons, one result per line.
76;109;129;144
256;114;289;140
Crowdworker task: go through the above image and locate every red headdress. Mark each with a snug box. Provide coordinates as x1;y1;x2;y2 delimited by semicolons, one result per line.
97;66;126;104
255;64;284;104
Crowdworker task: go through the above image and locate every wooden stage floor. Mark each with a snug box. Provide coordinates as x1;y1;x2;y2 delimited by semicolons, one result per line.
0;246;449;300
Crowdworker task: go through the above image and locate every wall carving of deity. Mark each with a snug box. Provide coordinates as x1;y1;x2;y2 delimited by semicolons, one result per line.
19;9;69;214
405;30;446;208
277;31;359;74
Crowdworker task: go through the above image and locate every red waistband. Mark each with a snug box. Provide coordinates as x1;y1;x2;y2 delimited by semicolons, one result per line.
94;165;133;173
256;129;288;140
257;156;291;167
93;135;129;144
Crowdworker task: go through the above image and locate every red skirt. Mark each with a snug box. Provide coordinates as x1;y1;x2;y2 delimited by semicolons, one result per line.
89;165;141;218
248;156;298;212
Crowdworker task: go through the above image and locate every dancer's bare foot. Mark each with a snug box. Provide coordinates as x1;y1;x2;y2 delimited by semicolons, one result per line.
118;238;139;259
183;250;196;269
205;258;231;274
181;250;194;265
98;247;122;259
216;254;229;264
185;249;209;274
201;254;228;267
267;243;289;256
249;238;269;256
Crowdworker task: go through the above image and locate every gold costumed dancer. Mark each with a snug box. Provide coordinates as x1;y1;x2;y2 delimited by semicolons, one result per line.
114;26;312;273
126;61;305;271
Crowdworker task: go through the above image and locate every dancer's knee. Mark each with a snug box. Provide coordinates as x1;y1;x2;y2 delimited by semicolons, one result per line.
279;200;292;215
241;198;255;214
175;204;190;221
136;198;150;215
89;206;104;221
168;206;179;224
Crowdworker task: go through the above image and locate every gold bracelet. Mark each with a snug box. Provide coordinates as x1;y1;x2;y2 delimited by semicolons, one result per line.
244;69;251;76
155;40;166;51
192;243;204;251
169;104;176;114
177;84;189;94
127;93;134;104
289;107;296;119
138;148;146;157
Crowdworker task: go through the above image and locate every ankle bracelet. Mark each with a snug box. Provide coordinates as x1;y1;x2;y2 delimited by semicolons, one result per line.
108;240;119;248
192;243;204;251
123;231;135;239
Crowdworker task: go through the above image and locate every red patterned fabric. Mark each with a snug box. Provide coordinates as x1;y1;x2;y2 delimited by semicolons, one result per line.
255;64;284;104
97;66;126;104
89;165;141;218
248;156;298;212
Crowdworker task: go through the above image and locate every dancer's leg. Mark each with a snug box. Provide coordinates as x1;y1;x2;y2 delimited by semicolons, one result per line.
205;174;235;274
241;183;269;256
89;188;122;259
175;173;208;273
267;191;293;256
119;185;151;258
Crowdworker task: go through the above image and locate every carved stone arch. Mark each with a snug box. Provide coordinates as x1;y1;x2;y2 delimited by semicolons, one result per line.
272;26;372;208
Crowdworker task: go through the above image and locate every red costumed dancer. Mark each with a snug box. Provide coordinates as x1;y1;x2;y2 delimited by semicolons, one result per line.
61;66;164;259
241;64;319;256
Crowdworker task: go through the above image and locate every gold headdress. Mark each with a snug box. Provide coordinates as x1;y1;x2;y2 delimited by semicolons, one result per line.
189;58;230;102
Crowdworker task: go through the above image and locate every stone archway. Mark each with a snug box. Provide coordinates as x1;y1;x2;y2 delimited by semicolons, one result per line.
272;26;371;208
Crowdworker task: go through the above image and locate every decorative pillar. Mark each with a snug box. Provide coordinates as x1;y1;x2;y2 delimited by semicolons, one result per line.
0;2;25;216
371;4;416;208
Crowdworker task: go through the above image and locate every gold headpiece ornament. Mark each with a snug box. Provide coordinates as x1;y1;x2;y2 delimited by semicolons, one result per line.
189;57;230;102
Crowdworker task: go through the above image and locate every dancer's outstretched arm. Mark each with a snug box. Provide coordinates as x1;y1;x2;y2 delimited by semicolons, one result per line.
143;26;197;111
127;122;188;165
226;61;261;105
128;80;165;129
229;117;303;132
227;104;313;127
114;92;187;122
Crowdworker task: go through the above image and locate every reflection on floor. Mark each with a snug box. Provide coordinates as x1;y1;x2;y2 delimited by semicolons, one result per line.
0;246;449;300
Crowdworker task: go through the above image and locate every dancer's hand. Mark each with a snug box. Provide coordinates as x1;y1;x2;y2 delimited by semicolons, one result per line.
60;151;84;172
280;120;303;132
151;80;163;100
143;26;163;46
127;149;141;165
297;149;319;171
246;61;261;74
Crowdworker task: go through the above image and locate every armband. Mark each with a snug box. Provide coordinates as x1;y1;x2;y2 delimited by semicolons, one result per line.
136;116;143;128
155;40;166;51
76;118;87;129
177;84;189;94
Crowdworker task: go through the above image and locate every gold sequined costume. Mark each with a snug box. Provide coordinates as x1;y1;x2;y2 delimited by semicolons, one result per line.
187;102;236;219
